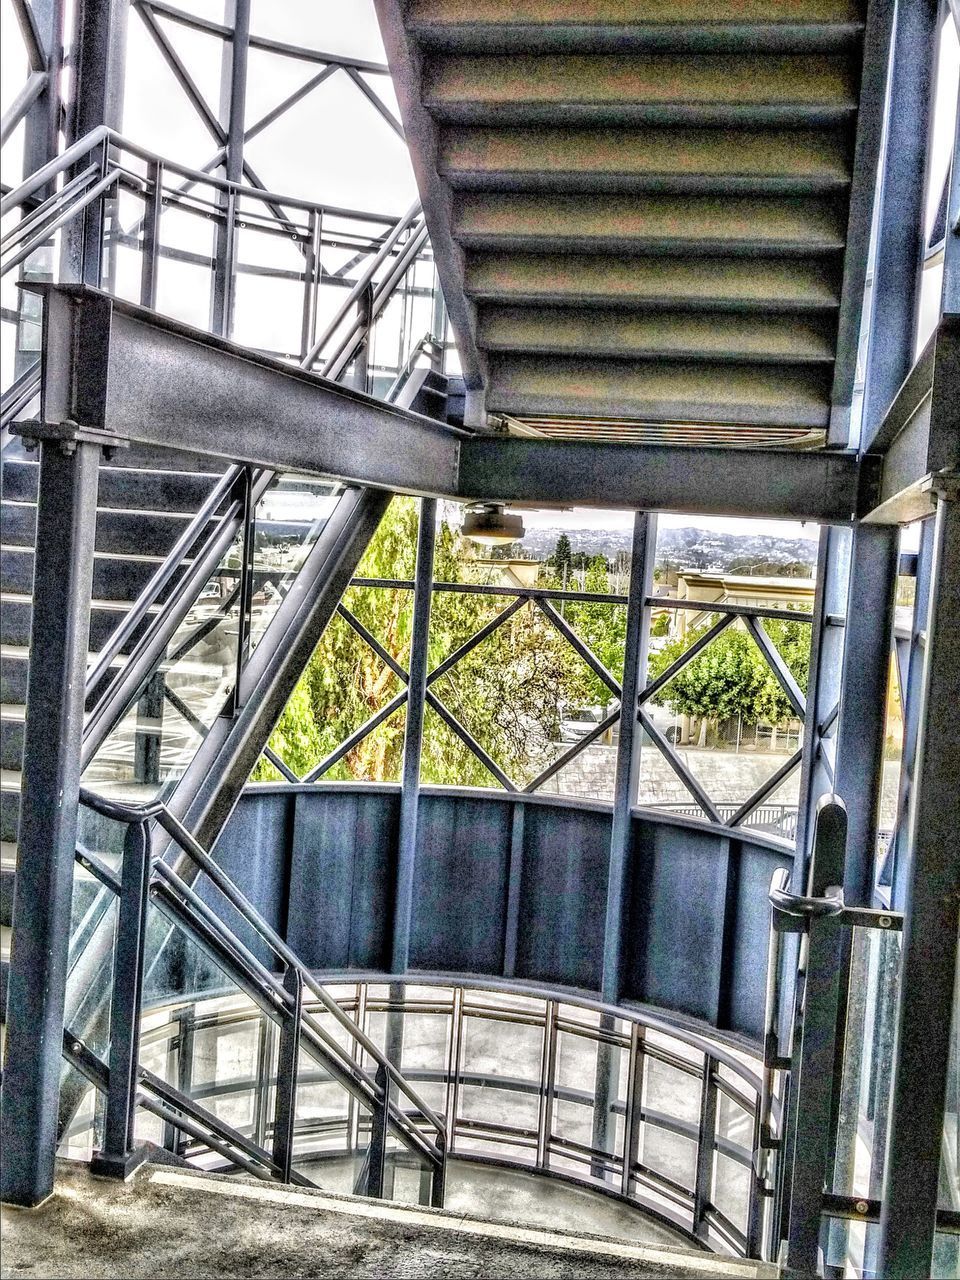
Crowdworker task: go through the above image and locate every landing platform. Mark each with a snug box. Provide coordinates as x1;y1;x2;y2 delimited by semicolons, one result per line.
1;1159;778;1278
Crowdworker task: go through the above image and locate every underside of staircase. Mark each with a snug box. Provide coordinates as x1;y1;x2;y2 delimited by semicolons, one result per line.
374;0;878;446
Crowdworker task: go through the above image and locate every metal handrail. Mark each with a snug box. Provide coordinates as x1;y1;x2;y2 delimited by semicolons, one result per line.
77;786;447;1159
1;125;403;225
769;880;845;920
83;467;242;696
383;331;445;404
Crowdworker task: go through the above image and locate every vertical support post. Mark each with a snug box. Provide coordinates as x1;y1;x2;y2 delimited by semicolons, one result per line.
13;0;65;380
784;797;848;1275
392;498;436;974
601;511;656;1003
0;439;100;1205
878;489;960;1278
133;671;164;785
68;0;130;286
795;525;852;873
140;160;162;310
501;802;524;977
694;1055;718;1241
210;0;249;337
271;965;302;1182
299;209;321;364
367;1062;389;1199
590;1013;618;1182
91;819;152;1179
430;1129;446;1208
834;524;900;904
352;284;375;393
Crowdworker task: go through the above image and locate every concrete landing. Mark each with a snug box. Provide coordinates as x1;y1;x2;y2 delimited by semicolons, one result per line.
1;1159;779;1279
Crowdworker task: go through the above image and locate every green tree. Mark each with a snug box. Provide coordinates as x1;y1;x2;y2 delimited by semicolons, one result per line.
646;616;809;731
255;500;624;789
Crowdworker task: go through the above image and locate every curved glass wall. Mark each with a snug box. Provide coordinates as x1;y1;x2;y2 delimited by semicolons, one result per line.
63;979;769;1258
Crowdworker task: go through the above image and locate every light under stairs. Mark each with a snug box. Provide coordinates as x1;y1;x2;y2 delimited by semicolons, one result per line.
375;0;877;445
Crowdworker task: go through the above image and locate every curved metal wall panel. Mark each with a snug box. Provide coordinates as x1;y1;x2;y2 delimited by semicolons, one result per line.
214;784;793;1042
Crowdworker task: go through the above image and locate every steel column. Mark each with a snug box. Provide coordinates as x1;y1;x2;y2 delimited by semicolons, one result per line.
391;498;436;973
0;437;100;1206
601;511;656;1003
68;0;129;286
834;524;900;904
878;489;960;1278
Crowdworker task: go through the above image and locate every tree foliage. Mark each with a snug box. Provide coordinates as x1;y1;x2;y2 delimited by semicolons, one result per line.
254;500;626;789
646;615;810;727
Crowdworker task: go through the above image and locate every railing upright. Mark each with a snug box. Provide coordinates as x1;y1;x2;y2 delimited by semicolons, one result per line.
91;817;153;1179
271;965;302;1183
767;795;847;1273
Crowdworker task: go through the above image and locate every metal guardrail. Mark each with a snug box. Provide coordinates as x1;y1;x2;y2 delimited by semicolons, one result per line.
73;785;447;1199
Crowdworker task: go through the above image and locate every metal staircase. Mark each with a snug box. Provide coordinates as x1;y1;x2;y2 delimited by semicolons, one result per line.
374;0;882;444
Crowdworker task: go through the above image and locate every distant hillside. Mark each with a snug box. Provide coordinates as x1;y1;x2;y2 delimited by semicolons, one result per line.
521;524;818;575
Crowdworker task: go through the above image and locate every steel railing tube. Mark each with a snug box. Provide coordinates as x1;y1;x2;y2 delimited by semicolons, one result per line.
302;198;422;371
0;164;99;254
83;466;242;695
0;124;110;216
156;806;447;1146
1;169;122;279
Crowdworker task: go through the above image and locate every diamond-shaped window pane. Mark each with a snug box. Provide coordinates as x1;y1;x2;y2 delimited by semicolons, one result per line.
428;602;615;791
262;610;405;781
642;616;806;825
735;762;802;842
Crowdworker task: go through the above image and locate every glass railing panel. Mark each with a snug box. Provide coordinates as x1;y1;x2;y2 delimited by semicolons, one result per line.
82;529;244;801
636;1052;700;1195
248;476;343;655
457;1013;544;1147
830;926;904;1205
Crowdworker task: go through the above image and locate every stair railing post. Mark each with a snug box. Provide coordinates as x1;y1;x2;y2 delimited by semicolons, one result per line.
430;1129;446;1208
91;816;153;1179
782;796;848;1275
271;965;303;1182
366;1062;389;1199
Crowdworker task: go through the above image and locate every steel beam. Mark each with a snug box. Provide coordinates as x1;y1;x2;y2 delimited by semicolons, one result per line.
878;488;960;1278
392;498;437;973
168;486;391;855
27;285;462;497
862;318;960;525
601;511;656;1004
859;0;938;453
0;436;100;1206
458;435;865;523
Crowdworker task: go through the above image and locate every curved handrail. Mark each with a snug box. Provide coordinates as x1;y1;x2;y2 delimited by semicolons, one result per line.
77;786;448;1152
2;125;403;225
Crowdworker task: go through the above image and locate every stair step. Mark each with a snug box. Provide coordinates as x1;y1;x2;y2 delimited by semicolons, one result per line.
2;459;221;511
453;192;846;256
0;788;19;844
2;502;199;557
486;353;831;426
0;595;163;651
423;54;857;128
465;252;842;312
439;125;852;194
409;0;862;54
1;547;188;602
478;306;837;363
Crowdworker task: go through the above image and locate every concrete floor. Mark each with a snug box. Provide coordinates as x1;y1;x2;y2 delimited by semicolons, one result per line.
0;1159;778;1280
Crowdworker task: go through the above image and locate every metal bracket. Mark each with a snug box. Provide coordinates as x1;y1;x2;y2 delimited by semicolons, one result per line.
11;418;130;458
923;467;960;503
